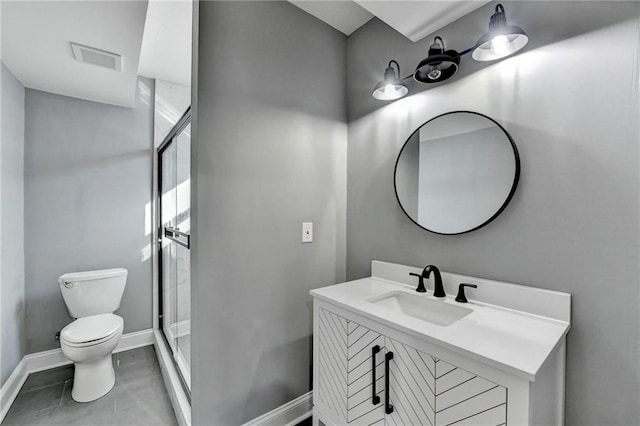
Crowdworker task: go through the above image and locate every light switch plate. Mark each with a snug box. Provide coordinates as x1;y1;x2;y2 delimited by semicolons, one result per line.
302;222;313;243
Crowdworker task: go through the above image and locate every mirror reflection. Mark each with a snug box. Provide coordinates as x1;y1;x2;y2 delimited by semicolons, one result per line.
394;111;519;235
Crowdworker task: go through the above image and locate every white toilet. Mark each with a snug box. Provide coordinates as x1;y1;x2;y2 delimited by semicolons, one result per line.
58;268;127;402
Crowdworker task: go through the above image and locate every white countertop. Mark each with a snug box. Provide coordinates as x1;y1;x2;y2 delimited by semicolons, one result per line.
311;276;570;381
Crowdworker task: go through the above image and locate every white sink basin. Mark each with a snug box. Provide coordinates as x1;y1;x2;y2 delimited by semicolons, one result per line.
368;291;472;326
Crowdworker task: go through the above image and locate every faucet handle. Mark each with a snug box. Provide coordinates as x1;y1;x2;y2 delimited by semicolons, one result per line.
409;272;427;293
455;283;478;303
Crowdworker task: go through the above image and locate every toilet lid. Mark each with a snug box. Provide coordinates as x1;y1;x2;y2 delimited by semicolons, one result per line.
61;313;123;344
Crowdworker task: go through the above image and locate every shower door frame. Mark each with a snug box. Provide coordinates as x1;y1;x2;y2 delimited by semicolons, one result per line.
157;107;192;400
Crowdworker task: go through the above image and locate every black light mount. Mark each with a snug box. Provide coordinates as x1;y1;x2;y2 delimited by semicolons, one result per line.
414;36;460;84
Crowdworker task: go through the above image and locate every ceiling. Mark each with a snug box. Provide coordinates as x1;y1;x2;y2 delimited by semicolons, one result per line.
288;0;490;41
355;1;490;42
288;1;374;35
1;1;486;108
1;1;148;108
0;0;191;108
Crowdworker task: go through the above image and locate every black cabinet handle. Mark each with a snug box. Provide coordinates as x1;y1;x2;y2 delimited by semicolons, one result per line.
371;345;380;405
385;351;394;414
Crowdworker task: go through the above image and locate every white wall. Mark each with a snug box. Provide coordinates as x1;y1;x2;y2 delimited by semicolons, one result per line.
0;61;25;386
346;2;639;424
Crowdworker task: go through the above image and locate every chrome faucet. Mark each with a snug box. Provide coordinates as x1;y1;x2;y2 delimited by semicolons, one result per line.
423;265;446;298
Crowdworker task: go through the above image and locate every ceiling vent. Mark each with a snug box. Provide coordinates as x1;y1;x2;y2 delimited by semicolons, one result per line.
70;42;122;72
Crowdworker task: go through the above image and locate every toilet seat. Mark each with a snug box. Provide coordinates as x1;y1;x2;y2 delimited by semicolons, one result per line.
61;313;123;348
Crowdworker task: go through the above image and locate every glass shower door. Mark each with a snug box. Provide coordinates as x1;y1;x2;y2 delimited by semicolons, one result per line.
159;116;191;392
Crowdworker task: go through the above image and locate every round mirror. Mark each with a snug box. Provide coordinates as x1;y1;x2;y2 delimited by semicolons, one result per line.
394;111;520;235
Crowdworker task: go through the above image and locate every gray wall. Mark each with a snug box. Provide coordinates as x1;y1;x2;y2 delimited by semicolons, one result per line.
1;61;25;385
192;1;347;424
346;2;639;424
24;78;154;353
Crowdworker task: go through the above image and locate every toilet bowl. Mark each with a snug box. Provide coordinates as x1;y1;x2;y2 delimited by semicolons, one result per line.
60;313;124;402
58;268;127;402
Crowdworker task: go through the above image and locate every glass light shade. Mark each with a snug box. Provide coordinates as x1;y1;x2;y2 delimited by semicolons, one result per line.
472;4;528;62
372;60;408;101
472;28;528;61
372;81;409;101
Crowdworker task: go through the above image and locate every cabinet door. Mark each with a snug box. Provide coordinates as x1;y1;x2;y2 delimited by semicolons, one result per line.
385;338;437;426
434;360;507;426
346;321;385;425
385;339;507;426
317;312;507;426
316;308;348;422
315;308;385;426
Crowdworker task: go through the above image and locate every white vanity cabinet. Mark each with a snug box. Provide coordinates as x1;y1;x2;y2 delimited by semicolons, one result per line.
314;307;507;426
311;261;571;426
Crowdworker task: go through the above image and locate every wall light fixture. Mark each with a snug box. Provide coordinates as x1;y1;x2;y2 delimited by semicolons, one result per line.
372;60;409;101
472;4;529;61
413;37;460;84
373;3;528;101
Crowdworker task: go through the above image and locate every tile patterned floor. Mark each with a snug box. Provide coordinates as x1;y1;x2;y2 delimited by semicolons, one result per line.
2;346;177;426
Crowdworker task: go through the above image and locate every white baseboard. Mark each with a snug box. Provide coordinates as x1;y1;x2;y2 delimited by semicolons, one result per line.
0;328;154;423
242;391;313;426
114;328;155;354
0;358;28;422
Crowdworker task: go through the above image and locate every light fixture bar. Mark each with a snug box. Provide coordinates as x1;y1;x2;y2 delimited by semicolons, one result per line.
371;3;529;99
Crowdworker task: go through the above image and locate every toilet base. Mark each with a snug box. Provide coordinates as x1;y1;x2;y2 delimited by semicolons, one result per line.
71;355;115;402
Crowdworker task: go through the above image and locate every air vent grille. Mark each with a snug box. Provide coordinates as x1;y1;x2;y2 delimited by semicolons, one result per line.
70;42;122;72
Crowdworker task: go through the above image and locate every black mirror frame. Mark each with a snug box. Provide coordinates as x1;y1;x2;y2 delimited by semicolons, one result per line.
393;110;521;235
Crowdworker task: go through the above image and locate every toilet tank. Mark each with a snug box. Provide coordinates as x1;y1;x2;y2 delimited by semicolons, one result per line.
59;268;128;318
